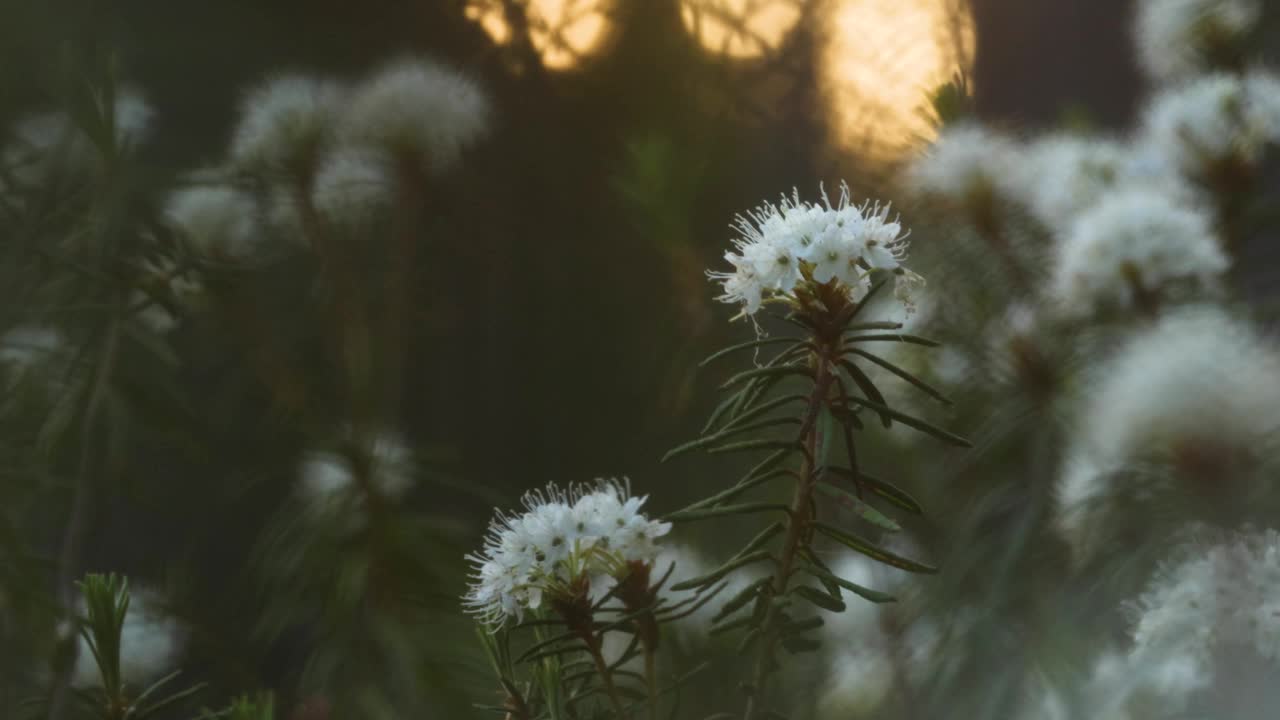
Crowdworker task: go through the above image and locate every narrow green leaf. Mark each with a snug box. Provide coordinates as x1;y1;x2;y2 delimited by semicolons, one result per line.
521;642;590;665
665;417;799;462
737;521;785;557
656;580;730;623
712;577;771;623
839;360;892;428
843;333;941;347
845;347;952;405
815;483;902;532
782;616;825;634
705;439;800;457
840;395;972;447
670;550;774;592
792;585;846;613
132;682;208;720
719;394;808;432
843;321;904;332
720;364;812;391
517;629;582;664
699;337;805;368
709;614;758;637
732;349;807;416
815;523;938;574
662;470;790;520
666;502;788;523
823;466;924;515
798;562;896;604
702;386;751;434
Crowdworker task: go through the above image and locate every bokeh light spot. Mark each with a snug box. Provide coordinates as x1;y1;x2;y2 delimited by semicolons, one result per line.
466;0;613;71
680;0;803;59
820;0;976;162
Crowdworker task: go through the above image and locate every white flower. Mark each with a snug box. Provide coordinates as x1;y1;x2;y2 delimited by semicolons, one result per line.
2;90;152;189
1056;308;1280;561
338;58;490;174
310;147;396;229
229;75;345;175
72;589;182;688
710;183;916;318
1049;187;1227;314
905;124;1019;206
465;479;671;627
1141;70;1280;178
1134;0;1261;82
298;429;415;510
164;186;260;260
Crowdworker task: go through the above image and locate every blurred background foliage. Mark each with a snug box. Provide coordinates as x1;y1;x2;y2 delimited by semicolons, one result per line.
2;0;1265;718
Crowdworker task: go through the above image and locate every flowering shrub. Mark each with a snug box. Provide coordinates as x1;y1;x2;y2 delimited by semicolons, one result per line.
5;0;1280;718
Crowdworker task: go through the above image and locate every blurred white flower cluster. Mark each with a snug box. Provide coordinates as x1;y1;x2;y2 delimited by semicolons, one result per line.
298;429;416;520
867;2;1280;718
710;183;922;318
464;480;671;626
1057;308;1280;562
1135;0;1261;82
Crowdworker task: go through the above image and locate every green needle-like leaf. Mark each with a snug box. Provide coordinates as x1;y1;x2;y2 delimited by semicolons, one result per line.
792;585;846;613
670;550;774;592
822;466;924;515
814;523;938;573
839;395;972;447
844;347;952;405
843;333;941;347
666;502;789;522
720;364;812;391
699;337;805;368
839;360;892;428
815;483;901;532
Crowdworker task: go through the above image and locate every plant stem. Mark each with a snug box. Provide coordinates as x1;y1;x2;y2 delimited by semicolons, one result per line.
584;632;629;720
643;644;658;720
47;314;122;720
742;351;833;720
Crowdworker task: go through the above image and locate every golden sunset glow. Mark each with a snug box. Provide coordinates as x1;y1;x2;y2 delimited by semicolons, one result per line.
820;0;976;161
466;0;613;70
680;0;804;59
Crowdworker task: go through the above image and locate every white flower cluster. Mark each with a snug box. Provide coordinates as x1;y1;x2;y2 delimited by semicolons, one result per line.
1057;308;1280;561
1;89;152;191
164;185;261;261
72;588;183;688
1103;528;1280;714
298;430;415;510
1050;187;1227;314
1015;134;1197;231
1141;70;1280;176
710;183;922;317
166;56;489;265
464;480;672;626
230;75;345;175
1135;0;1262;82
906;124;1019;206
